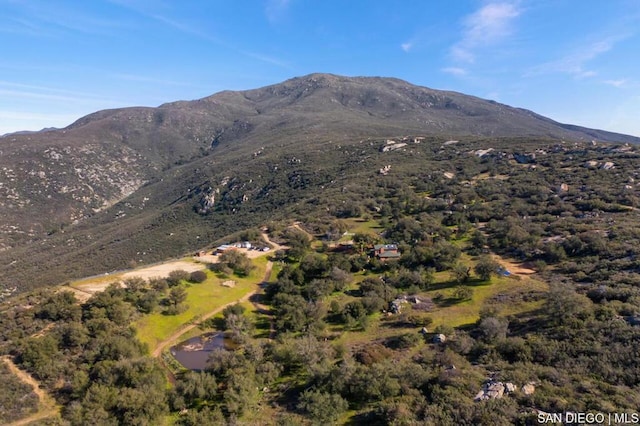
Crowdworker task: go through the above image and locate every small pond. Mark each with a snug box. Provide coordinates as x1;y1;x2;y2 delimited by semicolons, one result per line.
170;332;227;371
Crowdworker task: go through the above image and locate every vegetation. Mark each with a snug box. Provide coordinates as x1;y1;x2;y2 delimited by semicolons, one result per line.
134;257;267;350
2;73;638;296
0;359;40;423
3;133;640;424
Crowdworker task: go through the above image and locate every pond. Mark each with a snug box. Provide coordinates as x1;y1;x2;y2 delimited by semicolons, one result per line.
170;332;227;371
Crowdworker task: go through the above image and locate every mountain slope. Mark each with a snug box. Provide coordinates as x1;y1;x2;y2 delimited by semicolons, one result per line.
1;73;638;293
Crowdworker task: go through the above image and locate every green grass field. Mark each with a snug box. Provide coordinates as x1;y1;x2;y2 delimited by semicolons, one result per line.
342;217;383;236
134;257;268;351
424;275;548;328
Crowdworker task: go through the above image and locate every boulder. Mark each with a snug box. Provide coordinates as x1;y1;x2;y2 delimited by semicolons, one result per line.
521;382;535;395
433;334;446;343
601;161;615;170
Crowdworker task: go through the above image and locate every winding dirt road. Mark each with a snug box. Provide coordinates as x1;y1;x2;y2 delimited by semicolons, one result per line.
2;356;58;426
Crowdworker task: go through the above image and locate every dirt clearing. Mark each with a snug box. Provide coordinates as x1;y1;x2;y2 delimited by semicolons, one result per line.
71;260;206;296
491;254;536;275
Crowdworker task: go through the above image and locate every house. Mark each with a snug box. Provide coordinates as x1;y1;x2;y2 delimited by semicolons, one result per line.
215;244;237;254
374;244;401;261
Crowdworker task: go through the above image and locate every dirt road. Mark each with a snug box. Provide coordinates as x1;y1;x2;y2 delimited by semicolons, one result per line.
151;260;274;357
2;356;58;426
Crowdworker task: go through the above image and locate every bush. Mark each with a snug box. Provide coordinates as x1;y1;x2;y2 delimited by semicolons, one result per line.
219;251;255;277
297;389;348;425
454;286;473;301
474;255;500;280
167;270;189;286
189;270;207;283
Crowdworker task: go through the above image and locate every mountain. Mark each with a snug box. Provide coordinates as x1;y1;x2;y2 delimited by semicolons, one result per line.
1;73;638;293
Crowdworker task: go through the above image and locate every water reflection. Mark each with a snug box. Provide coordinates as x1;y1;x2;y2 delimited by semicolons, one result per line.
170;332;226;371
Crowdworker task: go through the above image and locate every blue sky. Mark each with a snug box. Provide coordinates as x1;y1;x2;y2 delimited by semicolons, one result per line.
1;0;639;136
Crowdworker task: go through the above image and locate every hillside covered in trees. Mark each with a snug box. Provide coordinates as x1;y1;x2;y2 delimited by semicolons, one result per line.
2;137;640;424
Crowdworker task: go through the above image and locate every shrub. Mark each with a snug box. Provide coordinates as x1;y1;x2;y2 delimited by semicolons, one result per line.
189;270;207;283
167;270;189;286
297;389;348;425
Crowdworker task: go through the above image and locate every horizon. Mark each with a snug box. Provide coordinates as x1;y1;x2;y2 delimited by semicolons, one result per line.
1;1;639;137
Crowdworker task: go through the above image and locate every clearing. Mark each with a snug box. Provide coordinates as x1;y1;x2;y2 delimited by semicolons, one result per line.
66;232;286;299
67;259;205;299
490;253;536;275
135;256;271;353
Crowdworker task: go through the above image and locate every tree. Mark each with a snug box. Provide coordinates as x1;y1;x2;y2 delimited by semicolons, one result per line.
37;290;81;322
175;371;218;407
469;230;488;253
300;253;330;279
136;291;159;314
451;263;471;284
224;313;254;344
329;266;352;291
223;373;260;417
168;287;187;308
284;228;311;261
434;242;461;271
453;286;473;301
59;322;90;348
220;250;255;276
222;303;246;318
478;317;508;343
122;277;146;292
353;232;379;254
474;256;499;281
167;270;189;286
341;300;367;324
149;278;169;293
174;407;224;426
297;389;348;425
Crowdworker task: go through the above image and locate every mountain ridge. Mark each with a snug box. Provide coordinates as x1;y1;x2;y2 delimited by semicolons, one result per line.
50;73;639;144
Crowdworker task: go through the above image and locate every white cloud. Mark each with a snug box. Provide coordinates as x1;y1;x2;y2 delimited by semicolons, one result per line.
401;42;413;52
442;67;467;76
451;2;521;63
528;35;628;79
604;79;628;88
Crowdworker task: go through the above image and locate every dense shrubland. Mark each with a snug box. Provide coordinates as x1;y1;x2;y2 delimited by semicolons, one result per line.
2;138;640;424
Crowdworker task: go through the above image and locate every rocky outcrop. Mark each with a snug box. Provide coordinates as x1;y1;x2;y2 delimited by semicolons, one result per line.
474;380;517;402
513;152;536;164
